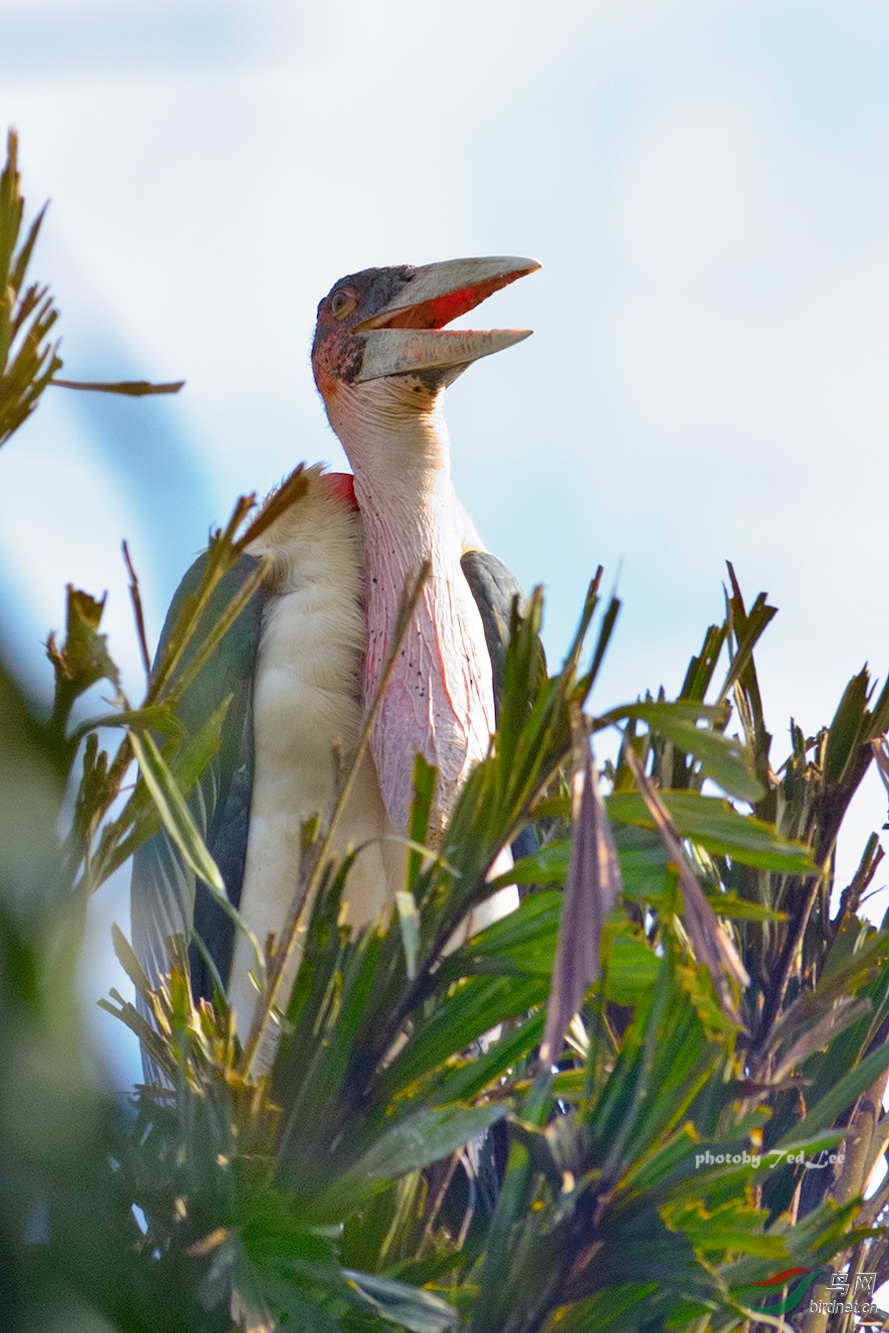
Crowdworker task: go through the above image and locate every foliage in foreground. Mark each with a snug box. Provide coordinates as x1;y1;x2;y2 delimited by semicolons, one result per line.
3;130;889;1333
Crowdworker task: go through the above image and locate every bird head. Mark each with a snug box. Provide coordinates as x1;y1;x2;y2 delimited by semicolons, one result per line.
311;256;540;428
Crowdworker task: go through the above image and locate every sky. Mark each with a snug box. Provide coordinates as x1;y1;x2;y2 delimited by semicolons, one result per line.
3;0;889;1082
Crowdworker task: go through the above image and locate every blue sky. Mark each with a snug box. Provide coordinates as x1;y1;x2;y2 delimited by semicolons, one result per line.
3;0;889;1080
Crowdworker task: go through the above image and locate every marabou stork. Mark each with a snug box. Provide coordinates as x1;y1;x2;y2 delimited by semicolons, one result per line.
131;255;540;1074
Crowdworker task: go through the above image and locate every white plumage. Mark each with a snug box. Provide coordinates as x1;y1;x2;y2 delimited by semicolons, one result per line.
230;466;400;1042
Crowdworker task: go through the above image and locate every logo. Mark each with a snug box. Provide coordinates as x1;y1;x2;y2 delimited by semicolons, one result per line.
745;1267;879;1320
746;1267;826;1316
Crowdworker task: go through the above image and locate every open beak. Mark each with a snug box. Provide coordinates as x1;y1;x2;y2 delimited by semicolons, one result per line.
353;256;540;383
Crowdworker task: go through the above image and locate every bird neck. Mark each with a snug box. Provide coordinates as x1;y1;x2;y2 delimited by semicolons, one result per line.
324;377;461;561
324;376;493;836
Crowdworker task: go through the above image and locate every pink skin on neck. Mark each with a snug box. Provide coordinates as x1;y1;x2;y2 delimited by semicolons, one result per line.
323;377;495;837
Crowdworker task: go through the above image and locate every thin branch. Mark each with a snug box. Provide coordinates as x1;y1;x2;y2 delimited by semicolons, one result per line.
122;540;151;684
147;494;257;701
51;377;184;396
622;743;749;1021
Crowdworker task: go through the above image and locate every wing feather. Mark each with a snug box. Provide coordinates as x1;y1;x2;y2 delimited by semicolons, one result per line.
130;551;265;1075
460;549;539;865
459;548;525;713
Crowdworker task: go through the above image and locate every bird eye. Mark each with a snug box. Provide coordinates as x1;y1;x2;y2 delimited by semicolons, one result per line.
330;288;358;319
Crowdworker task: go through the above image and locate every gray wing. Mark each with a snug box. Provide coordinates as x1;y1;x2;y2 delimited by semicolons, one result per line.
461;548;539;863
460;548;527;713
130;551;265;1076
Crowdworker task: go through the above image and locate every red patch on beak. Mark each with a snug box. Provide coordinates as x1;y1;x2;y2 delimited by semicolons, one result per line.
370;275;523;331
423;284;502;329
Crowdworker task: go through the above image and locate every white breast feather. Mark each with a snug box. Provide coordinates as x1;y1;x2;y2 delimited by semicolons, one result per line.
228;468;395;1053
